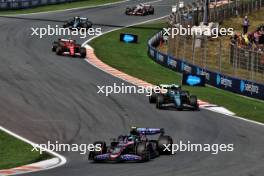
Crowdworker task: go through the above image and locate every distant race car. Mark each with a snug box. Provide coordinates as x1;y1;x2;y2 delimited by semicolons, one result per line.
125;3;154;16
63;16;93;30
52;39;86;58
89;127;173;162
149;84;199;110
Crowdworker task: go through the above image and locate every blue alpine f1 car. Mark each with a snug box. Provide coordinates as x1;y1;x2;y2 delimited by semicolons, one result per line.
88;127;173;162
149;84;199;110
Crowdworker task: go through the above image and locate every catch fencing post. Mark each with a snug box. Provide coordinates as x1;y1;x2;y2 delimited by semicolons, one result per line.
192;35;196;64
218;39;222;72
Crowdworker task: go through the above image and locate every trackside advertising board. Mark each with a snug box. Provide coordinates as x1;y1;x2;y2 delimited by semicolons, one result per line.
0;0;78;10
120;33;138;43
182;74;206;86
148;32;264;100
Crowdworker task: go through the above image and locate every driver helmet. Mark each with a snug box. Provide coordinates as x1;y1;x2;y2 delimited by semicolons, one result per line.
130;126;139;135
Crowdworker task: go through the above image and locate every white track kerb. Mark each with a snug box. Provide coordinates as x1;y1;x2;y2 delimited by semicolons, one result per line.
83;18;264;127
0;126;67;176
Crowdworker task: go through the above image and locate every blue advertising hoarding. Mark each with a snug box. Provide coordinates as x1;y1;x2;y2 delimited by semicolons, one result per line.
148;32;264;100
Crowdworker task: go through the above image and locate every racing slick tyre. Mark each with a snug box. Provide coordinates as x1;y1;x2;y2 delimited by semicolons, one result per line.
86;21;93;28
52;42;58;52
156;95;164;109
56;46;63;55
88;141;107;161
157;135;173;155
136;142;151;162
125;8;130;15
149;8;154;14
80;47;86;58
176;107;183;111
149;140;160;157
148;92;156;103
190;95;199;110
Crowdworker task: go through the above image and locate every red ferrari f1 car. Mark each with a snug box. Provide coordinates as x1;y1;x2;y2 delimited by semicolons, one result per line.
125;3;154;16
52;39;86;58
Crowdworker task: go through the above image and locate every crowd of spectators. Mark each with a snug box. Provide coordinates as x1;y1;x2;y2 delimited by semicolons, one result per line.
230;17;264;65
231;20;264;52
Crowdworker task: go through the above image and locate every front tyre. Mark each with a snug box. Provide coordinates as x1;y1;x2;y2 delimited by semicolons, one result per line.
80;47;86;58
56;46;63;55
190;95;199;110
88;141;107;160
52;42;58;52
156;95;164;109
149;92;156;103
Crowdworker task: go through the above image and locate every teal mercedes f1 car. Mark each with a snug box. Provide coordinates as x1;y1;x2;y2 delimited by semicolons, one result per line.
149;84;199;110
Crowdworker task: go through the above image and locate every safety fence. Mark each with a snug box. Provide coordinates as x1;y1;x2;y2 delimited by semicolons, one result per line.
167;0;264;85
0;0;77;10
169;0;264;27
148;31;264;100
166;34;264;84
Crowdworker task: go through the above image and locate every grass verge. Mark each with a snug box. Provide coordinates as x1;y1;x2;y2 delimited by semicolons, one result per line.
0;0;121;15
0;130;51;170
90;21;264;123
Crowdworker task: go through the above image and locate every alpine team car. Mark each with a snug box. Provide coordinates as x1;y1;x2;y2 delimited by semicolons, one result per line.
125;3;154;16
149;84;199;110
63;16;92;30
89;127;173;162
52;39;86;58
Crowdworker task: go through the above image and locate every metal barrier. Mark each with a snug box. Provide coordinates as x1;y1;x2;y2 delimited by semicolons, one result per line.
0;0;76;10
148;31;264;100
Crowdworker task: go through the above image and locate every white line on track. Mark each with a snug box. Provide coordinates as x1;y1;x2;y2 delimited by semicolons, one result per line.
0;126;67;175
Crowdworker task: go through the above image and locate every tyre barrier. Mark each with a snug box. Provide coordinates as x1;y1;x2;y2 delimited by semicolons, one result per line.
148;31;264;100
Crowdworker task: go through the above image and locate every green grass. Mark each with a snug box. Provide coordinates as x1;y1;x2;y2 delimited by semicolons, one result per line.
90;21;264;123
0;0;121;15
0;130;51;169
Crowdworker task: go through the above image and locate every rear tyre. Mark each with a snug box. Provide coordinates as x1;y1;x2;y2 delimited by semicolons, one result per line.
149;140;159;157
136;142;151;162
157;135;173;155
86;21;93;28
150;8;154;14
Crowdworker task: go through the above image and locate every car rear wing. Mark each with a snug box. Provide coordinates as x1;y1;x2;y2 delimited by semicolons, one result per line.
59;38;75;42
80;17;88;20
159;84;181;89
136;128;164;135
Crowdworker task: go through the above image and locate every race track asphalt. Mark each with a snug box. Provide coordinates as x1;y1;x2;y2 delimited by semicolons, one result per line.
0;0;263;175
